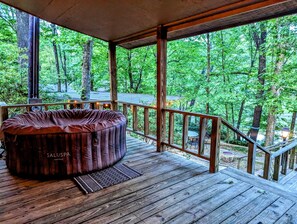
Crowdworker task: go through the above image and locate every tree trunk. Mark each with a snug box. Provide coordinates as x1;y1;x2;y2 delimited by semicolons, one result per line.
81;39;93;102
58;46;68;92
16;10;29;83
236;99;245;140
265;109;276;146
249;23;267;141
206;33;211;114
189;99;195;107
290;112;296;139
265;20;285;146
127;51;133;92
135;46;149;93
51;24;61;92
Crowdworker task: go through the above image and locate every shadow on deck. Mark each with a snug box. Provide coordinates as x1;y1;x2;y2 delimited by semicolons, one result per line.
0;136;297;223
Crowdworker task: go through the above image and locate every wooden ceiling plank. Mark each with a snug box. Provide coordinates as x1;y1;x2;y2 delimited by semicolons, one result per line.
0;0;296;49
116;0;292;48
165;0;261;28
168;6;297;42
167;0;291;32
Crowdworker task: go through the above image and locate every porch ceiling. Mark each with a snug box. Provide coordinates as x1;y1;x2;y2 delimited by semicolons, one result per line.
1;0;297;49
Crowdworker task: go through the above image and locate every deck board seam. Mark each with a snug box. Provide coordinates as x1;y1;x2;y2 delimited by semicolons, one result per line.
13;161;208;222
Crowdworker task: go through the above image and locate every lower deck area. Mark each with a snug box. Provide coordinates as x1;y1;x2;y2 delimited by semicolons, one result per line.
1;136;297;223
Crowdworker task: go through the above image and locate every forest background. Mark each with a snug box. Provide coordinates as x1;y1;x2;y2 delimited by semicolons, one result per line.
0;4;296;146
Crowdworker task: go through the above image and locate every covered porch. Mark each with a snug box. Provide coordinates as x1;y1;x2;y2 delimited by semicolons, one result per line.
0;0;296;176
0;0;297;223
1;136;297;223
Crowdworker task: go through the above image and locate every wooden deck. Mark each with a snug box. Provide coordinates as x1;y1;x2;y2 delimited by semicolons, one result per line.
279;169;297;193
1;136;297;223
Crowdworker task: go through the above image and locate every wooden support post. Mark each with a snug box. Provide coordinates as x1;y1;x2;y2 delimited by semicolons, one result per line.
182;114;189;150
209;118;221;173
247;142;256;174
263;153;271;180
281;151;289;175
122;104;128;117
109;42;118;111
289;147;296;169
144;108;149;136
94;102;100;110
168;112;174;144
156;25;167;152
273;155;281;181
0;102;8;127
28;16;41;103
199;117;207;155
132;106;138;131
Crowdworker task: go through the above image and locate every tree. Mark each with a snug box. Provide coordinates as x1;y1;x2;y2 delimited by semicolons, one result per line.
81;39;93;102
205;33;211;114
249;22;267;141
51;24;61;92
264;17;297;145
16;10;29;81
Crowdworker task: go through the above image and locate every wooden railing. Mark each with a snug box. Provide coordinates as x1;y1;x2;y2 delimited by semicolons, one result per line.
221;119;272;178
269;139;297;181
162;108;221;173
221;118;297;181
0;100;111;127
117;101;221;173
1;100;296;181
117;101;157;141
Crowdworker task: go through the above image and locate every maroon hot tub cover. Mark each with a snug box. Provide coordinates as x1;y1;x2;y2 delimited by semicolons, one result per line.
1;109;127;178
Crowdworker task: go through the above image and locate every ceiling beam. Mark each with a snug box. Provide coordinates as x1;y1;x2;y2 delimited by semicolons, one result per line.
116;0;292;48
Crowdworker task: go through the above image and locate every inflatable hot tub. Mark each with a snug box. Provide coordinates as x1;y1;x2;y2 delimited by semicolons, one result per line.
1;109;127;178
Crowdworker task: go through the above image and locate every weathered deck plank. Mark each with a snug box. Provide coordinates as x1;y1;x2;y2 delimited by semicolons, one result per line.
221;191;280;223
0;136;297;223
192;187;264;224
95;174;232;224
280;171;297;192
275;203;297;224
140;181;250;224
221;167;297;201
248;197;294;224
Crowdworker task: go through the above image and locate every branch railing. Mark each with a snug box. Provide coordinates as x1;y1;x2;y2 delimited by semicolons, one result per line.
1;100;296;181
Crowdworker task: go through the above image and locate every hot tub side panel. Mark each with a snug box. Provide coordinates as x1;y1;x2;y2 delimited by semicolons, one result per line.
4;123;127;178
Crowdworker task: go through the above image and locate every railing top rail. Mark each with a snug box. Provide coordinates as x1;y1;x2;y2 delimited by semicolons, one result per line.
117;101;157;109
264;139;294;151
164;108;220;120
271;139;297;158
0;100;111;109
221;118;268;153
118;101;221;119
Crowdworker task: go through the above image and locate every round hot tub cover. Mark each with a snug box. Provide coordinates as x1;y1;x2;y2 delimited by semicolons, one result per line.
1;109;127;178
